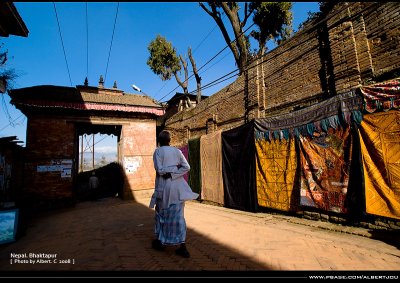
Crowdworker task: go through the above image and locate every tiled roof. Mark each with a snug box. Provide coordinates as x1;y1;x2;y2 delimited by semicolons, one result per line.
9;85;162;108
0;2;29;37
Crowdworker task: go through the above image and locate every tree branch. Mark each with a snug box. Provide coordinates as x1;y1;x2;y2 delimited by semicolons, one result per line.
242;2;255;28
200;2;240;68
188;47;202;103
173;55;188;94
221;2;248;72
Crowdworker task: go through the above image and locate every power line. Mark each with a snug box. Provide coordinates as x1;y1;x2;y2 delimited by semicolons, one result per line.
183;12;226;62
82;133;109;152
53;2;73;87
186;3;369;100
86;2;89;80
1;93;14;126
154;22;221;98
189;69;239;96
186;38;292;99
157;22;256;102
0;114;24;133
104;2;119;84
153;81;170;97
198;49;231;76
191;24;219;56
157;43;231;102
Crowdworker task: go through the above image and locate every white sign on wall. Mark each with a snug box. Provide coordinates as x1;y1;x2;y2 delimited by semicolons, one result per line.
37;159;73;178
124;156;142;174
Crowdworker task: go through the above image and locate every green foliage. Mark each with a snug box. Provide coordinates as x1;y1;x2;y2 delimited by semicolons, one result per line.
146;35;181;81
298;2;339;31
250;2;293;54
200;2;293;72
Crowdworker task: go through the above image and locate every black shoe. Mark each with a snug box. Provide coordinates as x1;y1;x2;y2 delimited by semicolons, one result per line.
175;247;190;258
152;239;165;251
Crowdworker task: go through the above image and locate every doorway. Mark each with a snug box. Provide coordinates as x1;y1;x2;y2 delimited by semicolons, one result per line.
75;124;123;201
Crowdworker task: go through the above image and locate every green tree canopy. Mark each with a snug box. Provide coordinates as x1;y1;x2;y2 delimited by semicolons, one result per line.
250;2;292;55
147;35;202;100
146;35;181;81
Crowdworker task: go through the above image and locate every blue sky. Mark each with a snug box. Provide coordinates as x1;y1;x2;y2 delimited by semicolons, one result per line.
1;2;319;156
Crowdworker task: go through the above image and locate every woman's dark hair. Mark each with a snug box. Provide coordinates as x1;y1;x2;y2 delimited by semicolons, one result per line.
158;130;171;146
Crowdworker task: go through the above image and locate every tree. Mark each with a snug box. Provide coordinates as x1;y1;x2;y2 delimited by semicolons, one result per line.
188;47;202;103
298;2;338;31
199;2;293;74
147;35;203;103
200;2;253;75
147;35;189;94
0;43;17;93
250;2;292;55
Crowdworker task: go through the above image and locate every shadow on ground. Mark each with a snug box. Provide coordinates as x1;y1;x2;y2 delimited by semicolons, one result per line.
0;197;272;275
369;229;400;250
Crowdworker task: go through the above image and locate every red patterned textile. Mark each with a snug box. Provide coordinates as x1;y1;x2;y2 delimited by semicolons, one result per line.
299;127;353;213
360;78;400;113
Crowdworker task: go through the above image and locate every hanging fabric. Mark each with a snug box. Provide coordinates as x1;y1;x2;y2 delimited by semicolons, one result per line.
188;137;201;195
255;136;299;212
200;130;224;205
254;90;363;140
298;126;353;213
222;122;258;212
358;110;400;220
360;77;400;113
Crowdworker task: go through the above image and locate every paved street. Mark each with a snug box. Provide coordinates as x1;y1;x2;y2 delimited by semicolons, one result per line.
0;196;399;278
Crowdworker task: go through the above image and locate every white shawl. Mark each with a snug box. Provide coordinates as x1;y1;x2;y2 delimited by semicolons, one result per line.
149;146;199;209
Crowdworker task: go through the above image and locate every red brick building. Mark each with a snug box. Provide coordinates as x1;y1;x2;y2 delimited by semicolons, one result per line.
8;82;164;202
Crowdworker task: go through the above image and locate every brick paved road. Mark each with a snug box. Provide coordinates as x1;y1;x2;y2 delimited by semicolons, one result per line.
0;197;399;277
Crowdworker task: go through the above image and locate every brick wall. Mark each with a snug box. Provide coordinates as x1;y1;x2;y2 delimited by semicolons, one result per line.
165;2;400;144
165;75;246;146
359;2;400;79
24;115;75;199
23;113;158;202
0;141;24;202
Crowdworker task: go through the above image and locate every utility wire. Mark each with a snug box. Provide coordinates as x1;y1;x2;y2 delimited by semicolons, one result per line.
168;10;341;102
53;2;73;86
0;114;24;133
160;1;343;102
157;43;231;102
104;2;119;84
82;134;108;152
191;24;219;56
154;21;221;98
192;0;373;99
158;22;256;102
153;81;170;98
188;69;239;96
198;49;231;76
86;2;89;80
1;94;14;126
186;35;298;99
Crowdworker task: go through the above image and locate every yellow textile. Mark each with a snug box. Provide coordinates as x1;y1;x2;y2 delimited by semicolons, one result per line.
255;137;298;212
358;111;400;220
200;131;224;205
